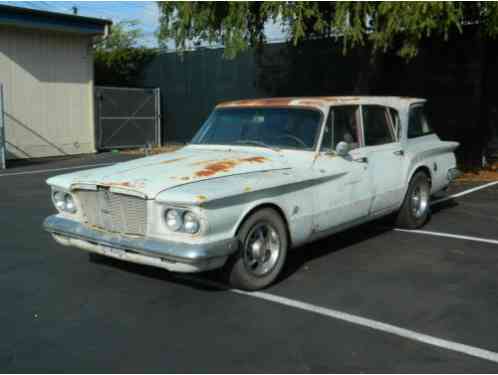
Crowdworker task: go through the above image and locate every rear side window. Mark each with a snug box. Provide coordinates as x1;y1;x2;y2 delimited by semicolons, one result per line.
362;106;395;146
408;106;433;138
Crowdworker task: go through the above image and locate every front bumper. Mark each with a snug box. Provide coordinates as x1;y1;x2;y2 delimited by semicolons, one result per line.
43;215;239;273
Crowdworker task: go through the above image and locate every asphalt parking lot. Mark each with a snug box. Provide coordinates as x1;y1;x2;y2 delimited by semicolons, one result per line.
1;153;498;373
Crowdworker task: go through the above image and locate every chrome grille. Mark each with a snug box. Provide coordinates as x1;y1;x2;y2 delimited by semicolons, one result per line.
76;189;147;236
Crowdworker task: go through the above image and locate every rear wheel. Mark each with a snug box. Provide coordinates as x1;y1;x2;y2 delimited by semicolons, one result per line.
396;171;431;229
225;208;288;291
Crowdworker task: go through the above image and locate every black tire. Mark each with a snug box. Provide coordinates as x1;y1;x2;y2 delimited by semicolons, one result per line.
224;208;288;291
396;171;431;229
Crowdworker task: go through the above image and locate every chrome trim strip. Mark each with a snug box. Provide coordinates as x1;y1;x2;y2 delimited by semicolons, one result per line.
43;215;239;263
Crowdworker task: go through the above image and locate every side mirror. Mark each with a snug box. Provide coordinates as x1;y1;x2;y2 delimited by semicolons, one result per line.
335;141;350;156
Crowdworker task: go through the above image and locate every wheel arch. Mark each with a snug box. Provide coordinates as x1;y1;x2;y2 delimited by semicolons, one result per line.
234;202;292;246
409;165;432;187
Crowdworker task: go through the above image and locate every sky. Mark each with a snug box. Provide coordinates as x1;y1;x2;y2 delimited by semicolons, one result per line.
0;1;161;47
0;1;287;49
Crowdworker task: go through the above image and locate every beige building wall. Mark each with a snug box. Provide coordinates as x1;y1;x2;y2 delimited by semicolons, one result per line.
0;25;95;159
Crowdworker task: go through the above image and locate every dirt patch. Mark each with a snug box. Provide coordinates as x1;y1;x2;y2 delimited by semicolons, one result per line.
456;163;498;182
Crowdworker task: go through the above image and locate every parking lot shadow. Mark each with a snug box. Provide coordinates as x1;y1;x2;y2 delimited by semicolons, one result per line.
430;198;459;214
279;220;393;282
88;199;458;291
89;253;230;292
88;219;397;292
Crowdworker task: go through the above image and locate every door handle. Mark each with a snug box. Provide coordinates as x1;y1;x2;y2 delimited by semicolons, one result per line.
393;150;405;156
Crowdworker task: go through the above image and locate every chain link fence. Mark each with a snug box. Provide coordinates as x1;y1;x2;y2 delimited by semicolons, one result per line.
95;86;161;150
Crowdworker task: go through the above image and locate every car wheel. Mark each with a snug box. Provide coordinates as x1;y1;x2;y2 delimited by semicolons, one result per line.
396;171;431;229
225;208;288;291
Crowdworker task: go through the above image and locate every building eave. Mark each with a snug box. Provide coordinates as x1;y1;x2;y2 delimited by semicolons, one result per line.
0;4;111;35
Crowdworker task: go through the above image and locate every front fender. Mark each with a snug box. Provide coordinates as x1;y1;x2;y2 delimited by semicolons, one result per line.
155;169;315;247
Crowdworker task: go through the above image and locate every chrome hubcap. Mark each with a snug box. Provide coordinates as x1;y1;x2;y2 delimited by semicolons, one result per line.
411;183;429;219
243;223;281;277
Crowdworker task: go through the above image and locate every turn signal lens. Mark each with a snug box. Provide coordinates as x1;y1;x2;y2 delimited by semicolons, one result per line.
183;211;200;234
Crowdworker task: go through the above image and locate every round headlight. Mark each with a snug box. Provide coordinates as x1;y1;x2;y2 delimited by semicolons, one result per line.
53;191;66;211
183;211;200;234
64;194;77;213
165;209;182;231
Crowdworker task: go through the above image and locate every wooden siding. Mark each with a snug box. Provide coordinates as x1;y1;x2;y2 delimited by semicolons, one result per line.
0;25;95;159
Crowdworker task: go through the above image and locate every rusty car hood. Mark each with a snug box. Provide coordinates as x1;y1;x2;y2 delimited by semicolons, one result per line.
46;146;291;198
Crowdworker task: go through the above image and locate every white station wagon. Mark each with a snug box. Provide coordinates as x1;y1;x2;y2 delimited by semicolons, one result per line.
44;96;460;290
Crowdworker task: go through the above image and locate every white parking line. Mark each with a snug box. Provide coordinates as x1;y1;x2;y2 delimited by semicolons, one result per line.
0;162;114;177
178;275;498;364
394;228;498;245
232;289;498;364
432;180;498;204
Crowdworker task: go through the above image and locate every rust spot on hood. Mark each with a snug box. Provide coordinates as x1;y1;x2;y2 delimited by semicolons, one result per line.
196;194;208;203
160;157;185;164
101;181;132;188
99;179;146;189
194;156;268;178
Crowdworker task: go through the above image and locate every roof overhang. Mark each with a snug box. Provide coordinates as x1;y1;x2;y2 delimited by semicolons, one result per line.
0;5;111;36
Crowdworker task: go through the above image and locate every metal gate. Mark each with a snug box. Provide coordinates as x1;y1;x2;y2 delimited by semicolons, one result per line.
0;84;6;169
95;86;161;150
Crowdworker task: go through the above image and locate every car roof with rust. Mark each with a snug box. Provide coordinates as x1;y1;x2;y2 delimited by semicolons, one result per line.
217;96;426;110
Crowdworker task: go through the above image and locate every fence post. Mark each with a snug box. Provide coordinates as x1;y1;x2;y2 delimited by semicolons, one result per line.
0;84;6;170
155;88;162;147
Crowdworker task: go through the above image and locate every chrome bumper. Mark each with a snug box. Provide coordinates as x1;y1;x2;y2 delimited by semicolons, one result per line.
43;215;239;273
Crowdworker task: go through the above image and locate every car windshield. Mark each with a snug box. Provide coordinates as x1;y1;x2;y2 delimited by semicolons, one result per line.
191;107;322;150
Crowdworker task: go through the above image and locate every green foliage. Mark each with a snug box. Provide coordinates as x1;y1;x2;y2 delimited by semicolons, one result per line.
157;1;498;59
94;20;145;51
94;20;157;86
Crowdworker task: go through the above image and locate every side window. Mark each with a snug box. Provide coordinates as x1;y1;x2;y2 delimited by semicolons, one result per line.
362;106;395;146
333;106;360;150
320;106;359;151
408;105;433;138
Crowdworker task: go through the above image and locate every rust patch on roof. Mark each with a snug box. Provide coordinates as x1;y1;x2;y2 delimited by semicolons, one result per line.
217;96;366;109
194;156;268;178
218;98;296;108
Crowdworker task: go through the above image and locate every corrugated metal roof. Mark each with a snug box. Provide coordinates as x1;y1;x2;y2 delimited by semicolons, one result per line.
0;4;111;35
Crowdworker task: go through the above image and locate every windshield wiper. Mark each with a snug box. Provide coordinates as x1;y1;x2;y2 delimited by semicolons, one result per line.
234;140;280;152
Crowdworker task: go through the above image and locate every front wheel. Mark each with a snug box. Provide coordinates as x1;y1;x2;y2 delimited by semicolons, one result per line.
396;171;431;229
224;208;288;291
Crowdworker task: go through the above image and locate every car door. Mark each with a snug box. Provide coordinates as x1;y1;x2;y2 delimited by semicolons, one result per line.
361;105;405;214
311;106;373;233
